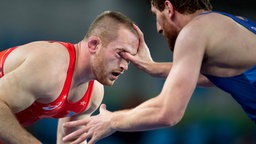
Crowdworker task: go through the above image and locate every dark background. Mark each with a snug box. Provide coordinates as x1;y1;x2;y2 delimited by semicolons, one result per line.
0;0;255;144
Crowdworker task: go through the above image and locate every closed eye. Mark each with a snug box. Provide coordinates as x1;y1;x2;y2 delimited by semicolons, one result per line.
116;52;122;58
117;51;130;64
117;50;126;58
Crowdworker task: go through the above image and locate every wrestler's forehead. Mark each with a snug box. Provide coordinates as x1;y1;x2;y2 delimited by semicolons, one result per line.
115;29;139;55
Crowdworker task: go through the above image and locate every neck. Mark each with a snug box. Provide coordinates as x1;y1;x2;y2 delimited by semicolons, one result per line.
73;40;93;85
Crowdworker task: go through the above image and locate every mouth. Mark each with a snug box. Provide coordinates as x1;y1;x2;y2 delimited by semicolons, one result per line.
111;71;123;80
112;72;121;77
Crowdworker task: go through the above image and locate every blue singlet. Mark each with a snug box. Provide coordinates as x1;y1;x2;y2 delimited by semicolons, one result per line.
202;11;256;123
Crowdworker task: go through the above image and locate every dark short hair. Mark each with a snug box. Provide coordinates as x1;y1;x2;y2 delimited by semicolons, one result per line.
85;11;137;46
148;0;213;14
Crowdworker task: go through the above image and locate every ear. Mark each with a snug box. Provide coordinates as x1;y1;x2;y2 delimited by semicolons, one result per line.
87;36;101;54
164;0;174;18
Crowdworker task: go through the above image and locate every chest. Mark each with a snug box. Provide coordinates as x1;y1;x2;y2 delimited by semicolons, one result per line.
15;81;95;126
40;81;94;117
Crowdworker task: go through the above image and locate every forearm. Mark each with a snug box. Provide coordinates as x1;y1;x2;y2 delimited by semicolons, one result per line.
0;101;41;144
140;62;214;87
142;62;172;78
110;96;174;132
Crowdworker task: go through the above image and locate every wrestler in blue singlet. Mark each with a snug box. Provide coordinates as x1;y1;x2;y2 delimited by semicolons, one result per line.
202;12;256;123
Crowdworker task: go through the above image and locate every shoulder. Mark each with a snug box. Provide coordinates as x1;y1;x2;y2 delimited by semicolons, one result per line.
5;41;72;96
176;12;229;51
24;41;70;69
91;81;104;99
181;13;217;36
25;41;69;60
183;12;235;36
6;41;70;67
17;41;70;80
82;81;104;115
91;81;104;107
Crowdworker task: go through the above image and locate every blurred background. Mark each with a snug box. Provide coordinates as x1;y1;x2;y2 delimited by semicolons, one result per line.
0;0;256;143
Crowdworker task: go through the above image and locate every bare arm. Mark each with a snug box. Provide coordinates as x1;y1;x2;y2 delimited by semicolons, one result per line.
0;65;42;143
0;99;41;144
128;60;213;87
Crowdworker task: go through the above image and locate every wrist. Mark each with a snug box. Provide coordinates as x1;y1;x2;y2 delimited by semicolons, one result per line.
143;61;158;77
109;112;118;131
109;110;133;132
139;61;154;74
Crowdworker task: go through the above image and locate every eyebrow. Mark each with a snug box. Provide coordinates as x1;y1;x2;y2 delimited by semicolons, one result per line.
116;48;127;54
117;48;135;55
117;48;125;51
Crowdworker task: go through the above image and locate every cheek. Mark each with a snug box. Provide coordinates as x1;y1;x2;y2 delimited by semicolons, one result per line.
108;59;118;68
102;50;120;68
103;56;117;68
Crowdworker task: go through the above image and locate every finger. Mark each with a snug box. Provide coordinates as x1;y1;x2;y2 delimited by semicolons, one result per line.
87;127;102;144
120;52;136;63
87;135;100;144
120;52;130;58
63;118;90;128
63;127;89;142
71;132;91;144
100;104;106;110
62;129;84;142
133;23;145;42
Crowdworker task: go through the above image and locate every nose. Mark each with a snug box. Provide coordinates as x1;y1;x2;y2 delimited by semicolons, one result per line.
120;59;129;71
156;22;163;34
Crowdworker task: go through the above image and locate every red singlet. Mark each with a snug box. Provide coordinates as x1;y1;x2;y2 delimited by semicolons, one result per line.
0;41;94;126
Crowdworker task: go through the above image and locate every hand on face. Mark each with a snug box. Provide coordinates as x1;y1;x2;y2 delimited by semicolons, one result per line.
62;104;115;144
120;24;154;70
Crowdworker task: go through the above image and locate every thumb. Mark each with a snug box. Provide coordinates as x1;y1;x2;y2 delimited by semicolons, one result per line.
100;104;107;112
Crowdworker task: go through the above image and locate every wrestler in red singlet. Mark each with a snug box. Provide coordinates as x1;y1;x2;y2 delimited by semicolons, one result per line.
0;41;94;127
